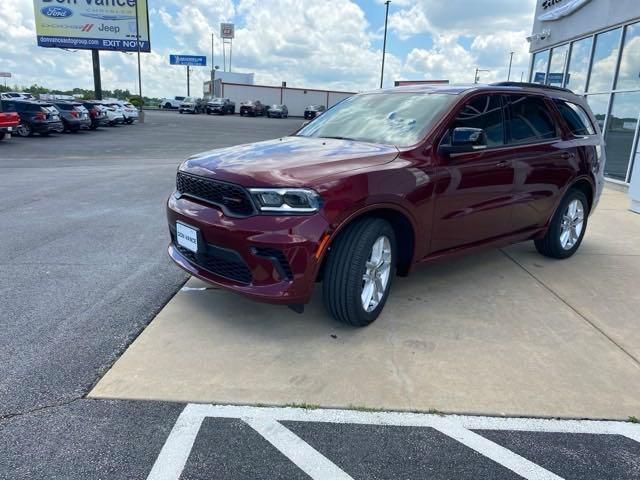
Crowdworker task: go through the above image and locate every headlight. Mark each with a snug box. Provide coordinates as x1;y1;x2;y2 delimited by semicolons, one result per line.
249;188;321;214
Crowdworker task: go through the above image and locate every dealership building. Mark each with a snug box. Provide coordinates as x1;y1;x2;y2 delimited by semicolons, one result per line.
528;0;640;204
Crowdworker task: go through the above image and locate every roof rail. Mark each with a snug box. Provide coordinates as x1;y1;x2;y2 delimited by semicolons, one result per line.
491;81;574;94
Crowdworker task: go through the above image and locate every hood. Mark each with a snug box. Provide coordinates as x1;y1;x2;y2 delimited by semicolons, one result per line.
180;136;399;187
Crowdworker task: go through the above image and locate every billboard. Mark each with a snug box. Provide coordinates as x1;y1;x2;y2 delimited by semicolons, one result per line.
220;23;235;39
170;55;207;67
33;0;150;52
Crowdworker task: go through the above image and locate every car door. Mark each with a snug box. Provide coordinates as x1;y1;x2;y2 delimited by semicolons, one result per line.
506;94;575;233
430;94;516;254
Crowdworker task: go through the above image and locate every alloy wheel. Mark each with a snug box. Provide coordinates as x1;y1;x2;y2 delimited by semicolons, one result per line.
560;199;585;250
361;235;392;312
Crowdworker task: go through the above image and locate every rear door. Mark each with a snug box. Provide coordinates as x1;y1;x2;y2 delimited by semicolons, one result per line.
430;94;516;253
506;94;575;233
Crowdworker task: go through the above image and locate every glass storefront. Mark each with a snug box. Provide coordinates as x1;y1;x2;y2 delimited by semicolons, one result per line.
530;20;640;184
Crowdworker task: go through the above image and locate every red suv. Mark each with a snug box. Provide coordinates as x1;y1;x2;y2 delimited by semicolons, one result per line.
167;82;605;326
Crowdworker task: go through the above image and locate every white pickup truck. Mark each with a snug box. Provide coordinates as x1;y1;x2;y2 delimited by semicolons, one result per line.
159;96;186;109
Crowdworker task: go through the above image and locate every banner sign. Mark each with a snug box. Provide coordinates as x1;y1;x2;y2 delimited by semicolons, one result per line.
220;23;235;39
169;55;207;67
33;0;150;52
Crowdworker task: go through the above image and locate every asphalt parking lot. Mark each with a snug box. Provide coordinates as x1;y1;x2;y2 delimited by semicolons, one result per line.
1;110;639;479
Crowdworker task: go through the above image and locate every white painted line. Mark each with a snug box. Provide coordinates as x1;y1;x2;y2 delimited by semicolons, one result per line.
146;404;204;480
243;417;354;480
433;422;563;480
182;404;640;438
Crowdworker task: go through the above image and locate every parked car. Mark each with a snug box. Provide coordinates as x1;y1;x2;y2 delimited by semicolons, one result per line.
239;100;265;117
0;101;20;141
0;92;36;101
81;101;109;129
303;104;326;119
267;104;288;118
178;97;204;114
99;102;126;126
0;100;63;136
160;96;186;109
205;98;235;115
113;100;139;123
53;101;92;132
166;82;605;326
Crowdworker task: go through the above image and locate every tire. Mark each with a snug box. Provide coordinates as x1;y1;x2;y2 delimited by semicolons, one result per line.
240;111;244;116
16;123;32;137
164;102;172;109
535;188;589;259
322;218;396;326
0;132;5;141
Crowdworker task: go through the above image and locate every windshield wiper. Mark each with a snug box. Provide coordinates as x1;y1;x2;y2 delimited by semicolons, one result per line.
316;135;356;141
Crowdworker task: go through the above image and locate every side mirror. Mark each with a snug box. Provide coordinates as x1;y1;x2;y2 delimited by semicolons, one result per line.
439;127;488;155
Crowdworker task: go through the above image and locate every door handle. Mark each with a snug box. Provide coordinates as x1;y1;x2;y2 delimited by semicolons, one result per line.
496;161;510;168
560;152;574;160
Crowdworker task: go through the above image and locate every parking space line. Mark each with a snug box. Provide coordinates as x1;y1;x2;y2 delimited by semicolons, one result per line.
433;422;563;480
149;404;640;479
243;417;354;480
146;404;205;480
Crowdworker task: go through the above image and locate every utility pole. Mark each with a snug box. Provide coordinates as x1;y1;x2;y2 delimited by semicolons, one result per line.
507;51;514;81
474;67;490;84
210;33;215;96
134;0;144;122
380;0;391;89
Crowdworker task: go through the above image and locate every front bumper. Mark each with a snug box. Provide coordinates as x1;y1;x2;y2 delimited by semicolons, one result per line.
166;193;331;305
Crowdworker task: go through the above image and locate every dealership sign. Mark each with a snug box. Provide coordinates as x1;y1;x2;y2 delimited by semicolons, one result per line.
33;0;151;52
169;55;207;67
220;23;235;39
539;0;592;21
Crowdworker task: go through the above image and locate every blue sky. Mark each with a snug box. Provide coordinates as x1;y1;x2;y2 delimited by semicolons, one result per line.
2;0;536;97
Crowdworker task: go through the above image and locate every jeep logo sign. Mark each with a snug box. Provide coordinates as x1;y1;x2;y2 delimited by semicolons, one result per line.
539;0;592;21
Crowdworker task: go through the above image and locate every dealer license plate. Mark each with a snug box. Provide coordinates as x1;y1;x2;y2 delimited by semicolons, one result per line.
176;222;198;253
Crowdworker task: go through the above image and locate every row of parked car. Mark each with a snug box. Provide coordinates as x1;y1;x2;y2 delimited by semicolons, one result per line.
161;96;327;119
0;92;139;140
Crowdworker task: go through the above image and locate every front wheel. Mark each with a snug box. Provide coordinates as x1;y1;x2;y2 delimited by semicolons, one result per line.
535;188;589;259
323;218;396;326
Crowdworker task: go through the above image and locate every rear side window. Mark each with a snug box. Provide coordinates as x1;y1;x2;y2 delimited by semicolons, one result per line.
554;100;596;136
506;95;557;143
451;95;505;146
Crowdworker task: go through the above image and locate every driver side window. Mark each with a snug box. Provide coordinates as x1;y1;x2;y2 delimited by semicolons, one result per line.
449;95;505;147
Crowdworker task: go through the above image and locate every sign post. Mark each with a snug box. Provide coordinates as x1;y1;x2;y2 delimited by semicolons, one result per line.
220;23;235;72
169;55;207;97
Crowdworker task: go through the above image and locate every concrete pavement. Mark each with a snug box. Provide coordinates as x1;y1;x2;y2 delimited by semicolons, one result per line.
90;188;640;420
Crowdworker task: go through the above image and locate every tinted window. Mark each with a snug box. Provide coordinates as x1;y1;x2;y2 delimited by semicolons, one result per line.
55;103;74;110
2;101;17;112
554;100;596;136
507;96;557;143
450;95;504;146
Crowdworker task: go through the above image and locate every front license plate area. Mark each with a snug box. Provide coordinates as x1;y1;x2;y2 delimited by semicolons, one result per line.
176;222;199;253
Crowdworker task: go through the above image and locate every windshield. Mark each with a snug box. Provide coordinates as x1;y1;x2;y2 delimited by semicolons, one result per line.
297;93;455;146
183;97;195;102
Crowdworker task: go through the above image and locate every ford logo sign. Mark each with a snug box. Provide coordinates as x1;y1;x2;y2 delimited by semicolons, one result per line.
41;6;73;19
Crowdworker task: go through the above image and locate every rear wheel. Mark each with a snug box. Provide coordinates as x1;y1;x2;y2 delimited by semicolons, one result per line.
323;218;396;326
0;132;5;141
16;123;32;137
164;102;172;109
535;188;589;259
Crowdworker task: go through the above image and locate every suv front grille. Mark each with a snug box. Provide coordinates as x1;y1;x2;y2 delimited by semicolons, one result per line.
174;243;252;285
176;172;255;217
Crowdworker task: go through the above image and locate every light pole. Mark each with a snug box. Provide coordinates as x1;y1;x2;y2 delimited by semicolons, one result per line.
474;67;490;84
134;0;144;122
507;51;514;81
380;1;391;89
210;33;215;96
